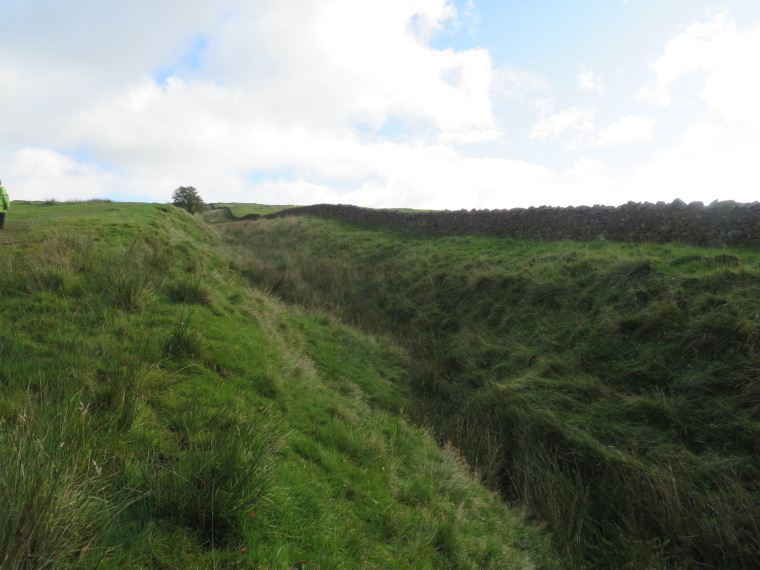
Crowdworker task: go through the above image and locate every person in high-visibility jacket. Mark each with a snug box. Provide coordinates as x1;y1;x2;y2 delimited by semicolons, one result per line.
0;181;8;230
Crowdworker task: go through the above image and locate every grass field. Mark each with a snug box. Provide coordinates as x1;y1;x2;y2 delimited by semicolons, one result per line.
0;201;558;569
211;203;295;216
218;212;760;569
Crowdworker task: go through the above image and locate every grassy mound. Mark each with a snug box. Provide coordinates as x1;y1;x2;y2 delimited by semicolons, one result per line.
219;214;760;569
0;202;557;568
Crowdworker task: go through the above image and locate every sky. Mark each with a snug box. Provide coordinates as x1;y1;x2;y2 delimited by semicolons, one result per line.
2;0;760;209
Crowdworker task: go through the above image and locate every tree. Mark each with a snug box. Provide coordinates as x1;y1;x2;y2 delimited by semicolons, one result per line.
172;186;205;214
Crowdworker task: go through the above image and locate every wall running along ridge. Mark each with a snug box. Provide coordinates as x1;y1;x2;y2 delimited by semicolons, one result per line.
213;199;760;247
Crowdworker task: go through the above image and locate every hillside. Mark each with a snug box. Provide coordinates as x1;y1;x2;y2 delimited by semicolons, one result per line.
217;212;760;569
0;202;558;569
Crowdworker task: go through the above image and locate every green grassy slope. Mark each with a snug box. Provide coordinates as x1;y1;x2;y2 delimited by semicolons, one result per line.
211;203;295;216
0;202;557;569
219;214;760;569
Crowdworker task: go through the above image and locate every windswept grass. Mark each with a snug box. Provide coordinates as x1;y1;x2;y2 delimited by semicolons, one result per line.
0;202;558;568
217;214;760;569
0;395;118;569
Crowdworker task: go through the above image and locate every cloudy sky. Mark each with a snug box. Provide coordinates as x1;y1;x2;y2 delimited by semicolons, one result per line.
2;0;759;209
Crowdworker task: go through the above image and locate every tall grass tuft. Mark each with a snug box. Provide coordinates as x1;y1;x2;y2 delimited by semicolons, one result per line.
94;246;165;311
140;408;281;547
164;273;213;306
89;359;145;433
162;310;206;360
0;397;119;569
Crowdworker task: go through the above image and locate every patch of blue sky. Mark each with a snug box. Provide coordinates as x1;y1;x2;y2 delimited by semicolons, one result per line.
375;117;416;139
65;145;98;166
432;1;630;69
430;0;747;78
353;117;425;141
1;0;26;13
154;35;208;86
308;175;380;192
354;123;374;135
105;191;160;203
247;168;297;185
248;167;373;192
408;13;422;36
153;68;173;86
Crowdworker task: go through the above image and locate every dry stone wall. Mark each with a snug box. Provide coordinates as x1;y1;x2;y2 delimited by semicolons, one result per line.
268;200;760;247
217;200;760;247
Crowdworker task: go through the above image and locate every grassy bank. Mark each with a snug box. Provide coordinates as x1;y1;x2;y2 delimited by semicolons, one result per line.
210;203;295;216
0;202;557;568
218;214;760;569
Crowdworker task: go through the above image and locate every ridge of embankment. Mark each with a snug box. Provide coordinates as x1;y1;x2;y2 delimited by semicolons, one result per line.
211;205;266;221
219;200;760;247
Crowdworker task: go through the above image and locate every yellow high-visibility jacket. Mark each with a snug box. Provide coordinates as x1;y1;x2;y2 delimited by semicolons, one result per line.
0;187;8;212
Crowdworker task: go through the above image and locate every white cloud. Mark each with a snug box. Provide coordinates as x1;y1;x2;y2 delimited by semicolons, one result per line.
492;66;549;102
529;107;595;143
197;0;496;140
639;14;760;130
2;4;759;213
534;99;553;115
627;14;760;204
578;69;603;92
0;0;505;204
226;10;759;210
593;115;656;147
6;148;118;201
638;15;730;106
2;0;498;149
624;122;760;204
